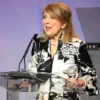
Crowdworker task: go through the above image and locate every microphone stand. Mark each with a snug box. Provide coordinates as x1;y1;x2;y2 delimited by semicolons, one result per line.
17;34;38;72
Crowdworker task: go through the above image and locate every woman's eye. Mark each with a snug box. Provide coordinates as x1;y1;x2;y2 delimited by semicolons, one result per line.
43;15;46;19
51;16;55;19
42;15;55;19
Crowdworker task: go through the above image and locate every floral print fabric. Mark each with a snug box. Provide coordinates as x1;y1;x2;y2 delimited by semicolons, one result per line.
28;38;98;100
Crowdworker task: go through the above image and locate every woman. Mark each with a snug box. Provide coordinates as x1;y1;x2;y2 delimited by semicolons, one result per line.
20;2;98;100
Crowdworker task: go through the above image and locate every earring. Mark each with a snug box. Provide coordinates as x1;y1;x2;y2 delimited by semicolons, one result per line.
59;29;65;41
61;29;65;38
62;29;65;35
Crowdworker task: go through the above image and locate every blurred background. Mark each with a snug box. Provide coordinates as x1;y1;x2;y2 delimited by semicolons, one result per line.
0;0;100;100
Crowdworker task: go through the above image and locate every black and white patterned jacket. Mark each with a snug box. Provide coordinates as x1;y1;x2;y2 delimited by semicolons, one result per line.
28;37;98;100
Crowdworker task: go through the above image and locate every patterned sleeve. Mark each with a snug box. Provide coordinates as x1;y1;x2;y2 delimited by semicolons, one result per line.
28;55;37;73
76;41;99;96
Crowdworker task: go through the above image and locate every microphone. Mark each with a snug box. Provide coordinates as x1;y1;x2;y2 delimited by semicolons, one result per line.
17;34;38;72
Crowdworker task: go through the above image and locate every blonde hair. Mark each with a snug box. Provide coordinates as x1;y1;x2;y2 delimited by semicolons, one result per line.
41;2;78;43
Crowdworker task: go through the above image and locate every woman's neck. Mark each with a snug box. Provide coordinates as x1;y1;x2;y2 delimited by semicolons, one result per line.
49;32;62;45
50;37;58;45
50;32;61;43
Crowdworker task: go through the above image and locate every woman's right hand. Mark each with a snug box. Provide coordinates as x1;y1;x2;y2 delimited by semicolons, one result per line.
19;81;30;88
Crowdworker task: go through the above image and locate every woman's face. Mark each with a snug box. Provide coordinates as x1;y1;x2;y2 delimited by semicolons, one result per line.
42;12;66;38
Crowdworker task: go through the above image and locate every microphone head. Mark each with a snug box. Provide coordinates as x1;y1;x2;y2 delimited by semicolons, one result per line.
33;34;38;40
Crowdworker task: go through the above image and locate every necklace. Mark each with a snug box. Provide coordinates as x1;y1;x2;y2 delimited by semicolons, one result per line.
50;41;58;45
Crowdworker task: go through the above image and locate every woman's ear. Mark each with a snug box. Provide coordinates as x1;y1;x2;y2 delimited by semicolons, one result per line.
62;23;67;29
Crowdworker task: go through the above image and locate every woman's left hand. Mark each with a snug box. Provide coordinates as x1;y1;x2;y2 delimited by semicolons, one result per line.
77;79;85;87
64;78;85;88
64;78;78;88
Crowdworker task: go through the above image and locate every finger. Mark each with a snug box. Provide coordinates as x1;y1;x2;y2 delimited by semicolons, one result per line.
25;83;29;87
19;84;22;88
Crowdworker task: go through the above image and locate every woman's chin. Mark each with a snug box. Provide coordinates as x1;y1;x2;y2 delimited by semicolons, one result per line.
46;34;53;38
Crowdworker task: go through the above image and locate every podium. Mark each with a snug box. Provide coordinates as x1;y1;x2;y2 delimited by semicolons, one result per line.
0;71;40;100
0;71;85;100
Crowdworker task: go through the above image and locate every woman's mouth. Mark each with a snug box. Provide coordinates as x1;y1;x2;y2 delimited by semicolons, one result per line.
46;26;51;31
